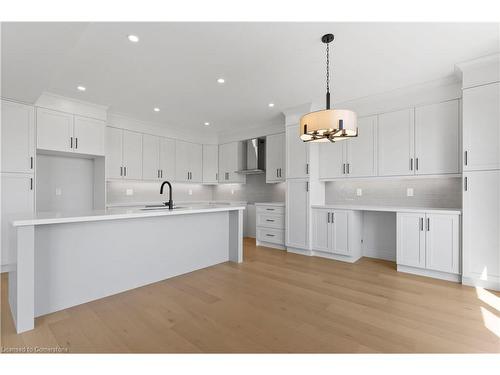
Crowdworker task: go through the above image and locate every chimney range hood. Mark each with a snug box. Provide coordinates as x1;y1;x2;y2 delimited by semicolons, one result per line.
236;138;266;175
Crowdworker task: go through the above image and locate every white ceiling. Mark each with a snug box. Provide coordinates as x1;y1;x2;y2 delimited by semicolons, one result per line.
2;22;499;134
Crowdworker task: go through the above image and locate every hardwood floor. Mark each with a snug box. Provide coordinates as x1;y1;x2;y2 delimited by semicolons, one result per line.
1;238;499;353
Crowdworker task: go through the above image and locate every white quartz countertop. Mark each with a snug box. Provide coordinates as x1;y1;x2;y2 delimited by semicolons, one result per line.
254;202;285;206
12;204;246;227
311;204;461;215
106;200;247;208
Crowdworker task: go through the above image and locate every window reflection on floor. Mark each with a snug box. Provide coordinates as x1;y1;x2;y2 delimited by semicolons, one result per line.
476;287;500;338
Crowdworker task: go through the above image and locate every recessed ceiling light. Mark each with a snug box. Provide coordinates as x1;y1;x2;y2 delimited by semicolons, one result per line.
153;107;160;112
268;103;275;108
204;122;210;126
77;86;86;92
128;35;139;43
217;78;225;84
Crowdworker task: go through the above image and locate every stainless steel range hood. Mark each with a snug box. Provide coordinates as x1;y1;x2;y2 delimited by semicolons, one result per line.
236;138;266;175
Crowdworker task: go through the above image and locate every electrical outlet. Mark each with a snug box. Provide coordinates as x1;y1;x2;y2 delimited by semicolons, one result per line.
356;188;363;196
126;189;134;196
188;189;193;196
55;188;62;196
407;187;414;197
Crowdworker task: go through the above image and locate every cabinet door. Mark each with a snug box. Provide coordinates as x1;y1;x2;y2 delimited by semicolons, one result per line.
225;141;245;183
1;100;34;173
463;170;500;285
218;143;227;183
105;127;123;179
378;109;415;176
175;140;190;182
142;134;160;180
425;213;460;274
286;180;309;249
160;138;176;180
311;209;330;252
415;100;459;175
203;144;219;184
266;133;285;183
37;108;73;152
331;210;349;255
73;116;105;156
1;174;34;266
319;142;345;179
189;143;203;183
397;212;425;268
122;130;143;180
286;125;309;178
345;116;376;177
463;82;500;171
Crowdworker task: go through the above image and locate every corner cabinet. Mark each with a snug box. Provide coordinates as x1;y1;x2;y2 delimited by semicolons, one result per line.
218;141;246;184
266;132;285;183
311;208;362;262
175;140;202;183
397;211;460;278
37;108;105;156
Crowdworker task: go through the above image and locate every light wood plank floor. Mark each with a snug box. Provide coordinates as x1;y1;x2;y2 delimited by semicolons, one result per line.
1;238;499;353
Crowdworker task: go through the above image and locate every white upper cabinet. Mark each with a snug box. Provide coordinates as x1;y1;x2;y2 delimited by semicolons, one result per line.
1;100;34;174
160;138;176;181
463;170;500;288
73;116;105;156
286;124;309;179
286;179;309;249
218;141;245;184
463;82;500;171
105;127;123;179
319;142;344;179
415;100;459;175
37;108;73;153
142;134;161;180
378;108;415;176
122;130;143;180
266;133;285;183
202;144;219;184
175;140;202;183
37;108;105;156
105;127;142;180
397;212;425;268
345;115;377;177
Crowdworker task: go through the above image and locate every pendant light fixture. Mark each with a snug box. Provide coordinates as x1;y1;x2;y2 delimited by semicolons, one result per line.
300;34;358;142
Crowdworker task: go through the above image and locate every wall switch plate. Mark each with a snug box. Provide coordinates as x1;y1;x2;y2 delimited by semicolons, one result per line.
55;188;62;196
126;189;134;196
188;189;193;196
406;187;414;197
356;188;363;196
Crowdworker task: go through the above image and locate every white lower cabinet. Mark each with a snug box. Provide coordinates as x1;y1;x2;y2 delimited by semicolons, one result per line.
1;173;34;268
397;211;460;277
311;208;362;261
256;204;285;249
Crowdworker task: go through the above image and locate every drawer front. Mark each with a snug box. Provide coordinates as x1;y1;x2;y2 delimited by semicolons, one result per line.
256;213;284;229
257;228;285;245
256;205;285;215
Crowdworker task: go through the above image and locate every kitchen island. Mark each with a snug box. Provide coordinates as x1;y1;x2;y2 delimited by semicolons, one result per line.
8;204;245;333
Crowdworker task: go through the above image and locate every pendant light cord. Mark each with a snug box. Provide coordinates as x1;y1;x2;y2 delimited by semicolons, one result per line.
325;40;331;109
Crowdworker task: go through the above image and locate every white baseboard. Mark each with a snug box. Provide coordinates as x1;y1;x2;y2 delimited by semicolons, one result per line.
1;263;15;273
256;240;285;250
312;250;362;263
397;265;461;283
462;276;500;291
286;247;312;256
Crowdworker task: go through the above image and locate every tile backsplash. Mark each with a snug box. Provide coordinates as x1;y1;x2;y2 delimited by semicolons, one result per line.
325;177;462;208
213;174;286;204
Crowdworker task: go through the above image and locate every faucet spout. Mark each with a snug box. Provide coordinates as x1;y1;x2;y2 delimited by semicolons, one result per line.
160;181;174;209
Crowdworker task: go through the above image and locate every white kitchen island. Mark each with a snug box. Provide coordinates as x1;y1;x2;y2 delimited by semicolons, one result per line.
8;204;245;333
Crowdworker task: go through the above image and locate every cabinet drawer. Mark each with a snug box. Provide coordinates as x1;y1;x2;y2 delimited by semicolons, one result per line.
256;205;285;215
256;213;284;229
256;228;285;245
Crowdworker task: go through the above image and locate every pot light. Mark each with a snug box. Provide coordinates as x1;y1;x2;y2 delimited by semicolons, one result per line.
268;103;275;108
153;107;160;112
77;86;86;92
204;122;210;126
128;35;139;43
217;78;225;84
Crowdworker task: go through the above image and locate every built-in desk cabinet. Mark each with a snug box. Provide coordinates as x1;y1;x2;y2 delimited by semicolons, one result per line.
397;211;460;278
37;108;105;156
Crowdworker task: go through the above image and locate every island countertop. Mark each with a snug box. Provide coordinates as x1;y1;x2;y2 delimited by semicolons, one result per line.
12;204;246;227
